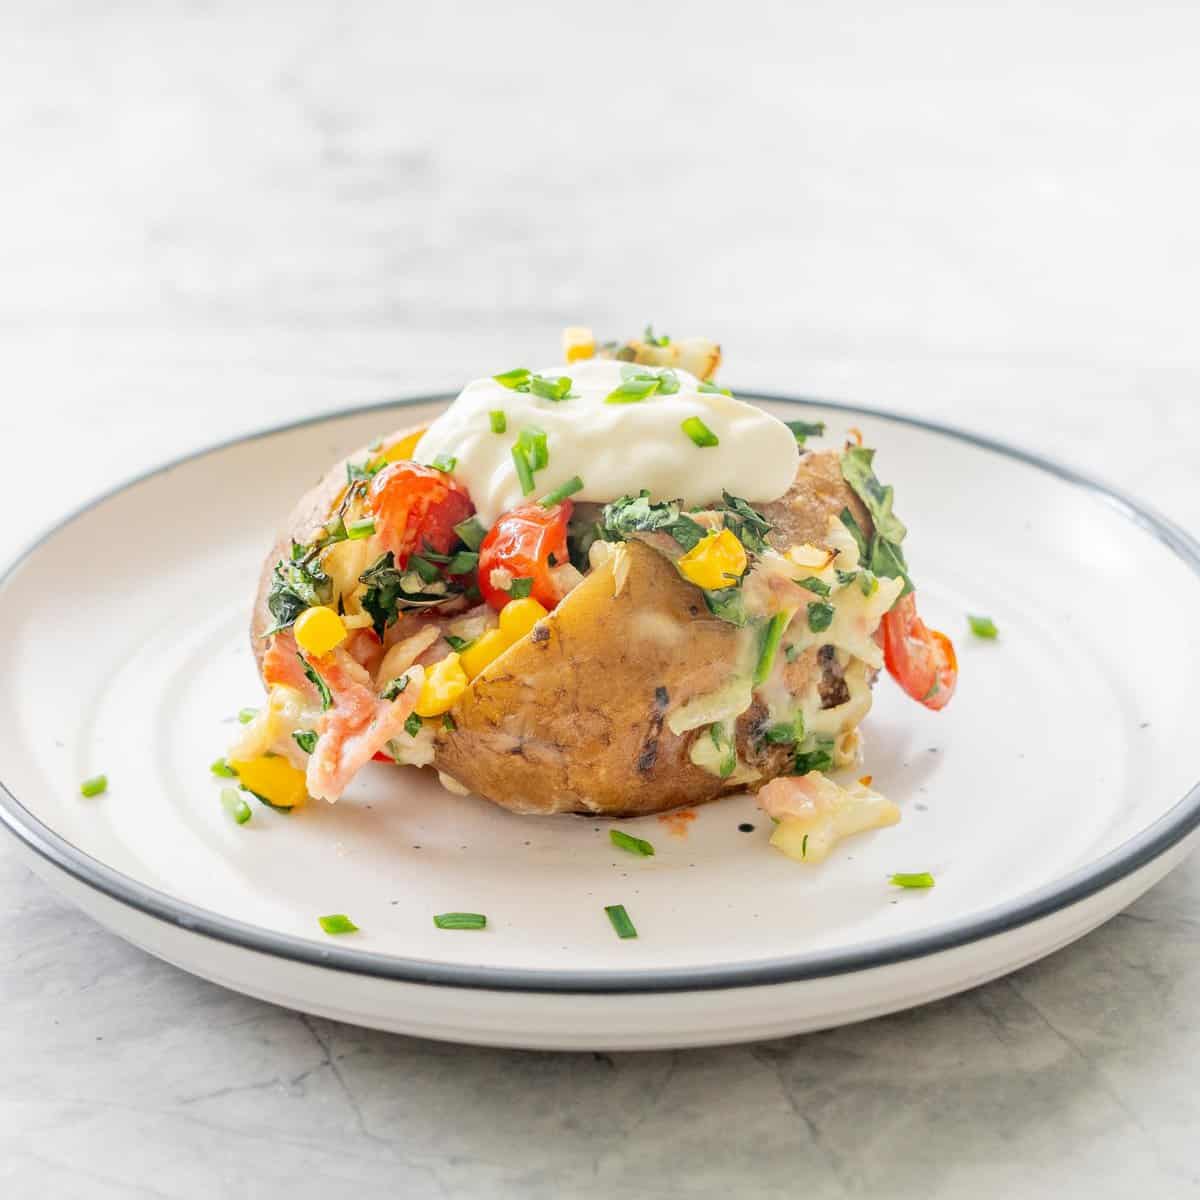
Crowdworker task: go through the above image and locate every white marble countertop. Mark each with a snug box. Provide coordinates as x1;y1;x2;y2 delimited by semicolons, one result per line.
4;3;1200;1196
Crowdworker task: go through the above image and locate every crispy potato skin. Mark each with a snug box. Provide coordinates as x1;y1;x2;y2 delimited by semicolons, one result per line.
253;435;870;817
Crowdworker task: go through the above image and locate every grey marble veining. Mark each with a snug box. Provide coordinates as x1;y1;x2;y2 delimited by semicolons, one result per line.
3;2;1200;1196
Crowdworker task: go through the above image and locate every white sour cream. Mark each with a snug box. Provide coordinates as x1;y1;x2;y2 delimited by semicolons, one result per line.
414;359;800;524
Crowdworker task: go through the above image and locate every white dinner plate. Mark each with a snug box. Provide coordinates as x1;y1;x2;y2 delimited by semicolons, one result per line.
2;393;1199;1050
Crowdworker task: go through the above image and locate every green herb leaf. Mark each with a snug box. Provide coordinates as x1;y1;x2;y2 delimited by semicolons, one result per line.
237;706;258;725
604;903;638;939
610;829;655;857
601;492;707;551
347;517;376;540
889;872;935;889
785;419;826;445
210;757;238;779
835;568;858;586
605;377;660;404
643;323;670;347
445;549;479;575
806;600;834;633
453;516;488;552
292;730;318;754
359;551;461;637
869;535;913;596
530;373;573;401
681;416;719;448
507;577;534;600
697;380;732;396
381;675;410;701
840;446;907;544
494;367;531;390
784;642;800;663
408;554;442;585
430;452;457;473
265;548;334;633
443;634;474;653
793;734;835;776
539;475;584;507
441;713;457;731
968;613;998;639
221;787;252;824
318;914;359;935
716;492;772;555
489;410;507;434
753;612;789;685
838;507;869;562
433;912;487;930
796;575;830;596
298;654;333;711
703;585;748;627
80;774;108;798
654;369;681;395
511;443;535;495
404;712;423;738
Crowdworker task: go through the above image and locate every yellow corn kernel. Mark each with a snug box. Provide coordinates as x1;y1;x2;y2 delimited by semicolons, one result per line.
561;326;595;363
498;597;548;643
229;755;309;809
294;606;348;657
415;653;469;717
459;628;511;680
676;529;747;591
383;428;426;462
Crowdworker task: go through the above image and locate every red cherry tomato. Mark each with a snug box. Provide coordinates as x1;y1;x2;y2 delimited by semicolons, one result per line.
477;501;573;611
367;462;473;567
880;591;958;710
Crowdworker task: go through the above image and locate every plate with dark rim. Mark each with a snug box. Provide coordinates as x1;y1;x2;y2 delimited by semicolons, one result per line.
2;392;1198;1050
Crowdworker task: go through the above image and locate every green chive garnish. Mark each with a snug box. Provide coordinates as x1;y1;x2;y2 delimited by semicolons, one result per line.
507;577;533;600
431;453;457;473
517;427;548;470
609;829;655;857
237;707;258;724
697;380;732;396
79;774;108;798
511;444;535;495
785;419;826;445
381;675;410;701
445;549;479;574
408;554;441;584
318;914;359;934
530;374;573;401
433;912;487;930
605;378;660;404
968;614;998;639
210;757;238;779
539;475;584;507
442;713;457;731
489;410;507;434
604;904;638;939
454;516;487;551
220;786;252;825
890;872;935;889
292;729;318;754
681;416;719;447
346;517;376;539
807;600;834;633
494;367;531;390
753;612;789;685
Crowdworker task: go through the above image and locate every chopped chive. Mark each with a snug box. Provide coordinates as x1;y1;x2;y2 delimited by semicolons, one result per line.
605;378;660;404
210;757;238;779
318;914;359;935
220;786;252;824
443;634;475;653
801;834;809;858
237;707;258;724
404;712;423;738
381;674;410;701
79;774;108;798
445;549;479;575
489;409;507;434
753;612;789;685
292;729;318;754
697;380;733;396
530;373;573;401
785;419;826;445
408;554;441;584
511;444;535;495
539;475;584;507
796;575;831;597
610;829;655;857
643;323;670;347
507;577;533;600
454;515;487;551
655;369;680;395
518;426;548;470
968;614;998;639
493;367;531;390
430;453;457;473
442;713;457;731
433;912;487;930
890;872;935;889
806;600;835;634
604;904;638;939
346;517;376;539
681;416;719;448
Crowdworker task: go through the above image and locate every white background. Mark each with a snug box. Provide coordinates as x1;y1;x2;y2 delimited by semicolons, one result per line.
3;3;1200;1197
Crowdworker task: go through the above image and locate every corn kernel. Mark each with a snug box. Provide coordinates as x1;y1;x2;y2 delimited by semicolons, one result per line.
561;325;595;363
676;529;747;591
294;606;348;657
384;428;426;462
415;653;469;717
459;628;511;679
229;755;309;809
498;597;548;643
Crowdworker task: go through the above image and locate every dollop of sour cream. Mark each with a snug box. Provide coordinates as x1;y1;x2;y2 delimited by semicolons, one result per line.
414;359;800;524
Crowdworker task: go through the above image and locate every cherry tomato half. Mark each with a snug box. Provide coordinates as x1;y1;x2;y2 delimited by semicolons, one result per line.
880;591;958;711
367;462;473;567
477;501;573;611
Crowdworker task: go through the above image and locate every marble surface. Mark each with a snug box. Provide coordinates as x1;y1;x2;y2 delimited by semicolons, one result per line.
4;2;1200;1196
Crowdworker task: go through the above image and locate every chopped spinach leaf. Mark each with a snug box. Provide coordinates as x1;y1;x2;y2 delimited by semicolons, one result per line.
298;654;333;711
785;419;826;445
796;575;831;596
292;730;318;754
404;712;423;738
807;600;834;633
